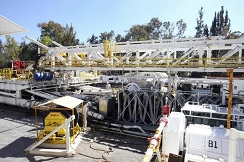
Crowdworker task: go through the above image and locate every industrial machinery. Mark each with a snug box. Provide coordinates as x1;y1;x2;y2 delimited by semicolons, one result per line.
142;69;244;162
143;102;244;162
38;111;81;144
25;96;85;156
34;96;83;144
2;15;244;160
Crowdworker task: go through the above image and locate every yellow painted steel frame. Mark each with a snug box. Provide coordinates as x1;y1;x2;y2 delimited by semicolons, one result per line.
35;107;81;144
227;68;233;129
38;56;244;69
0;68;33;80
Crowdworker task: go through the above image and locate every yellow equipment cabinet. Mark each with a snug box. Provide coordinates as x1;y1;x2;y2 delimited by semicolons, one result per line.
34;96;84;145
38;111;81;144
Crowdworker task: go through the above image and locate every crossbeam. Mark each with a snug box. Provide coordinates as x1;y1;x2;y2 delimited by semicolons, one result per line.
26;36;244;72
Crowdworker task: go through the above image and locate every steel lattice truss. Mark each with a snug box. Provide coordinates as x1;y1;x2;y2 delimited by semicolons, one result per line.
26;36;244;72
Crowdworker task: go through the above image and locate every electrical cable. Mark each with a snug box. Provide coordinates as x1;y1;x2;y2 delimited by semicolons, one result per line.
90;141;113;161
70;140;113;161
70;145;103;160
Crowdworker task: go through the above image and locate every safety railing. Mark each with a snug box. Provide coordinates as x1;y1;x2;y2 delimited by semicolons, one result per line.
38;56;244;69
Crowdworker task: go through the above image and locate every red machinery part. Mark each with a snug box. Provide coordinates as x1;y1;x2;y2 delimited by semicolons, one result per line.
13;60;20;69
162;105;170;116
20;61;26;69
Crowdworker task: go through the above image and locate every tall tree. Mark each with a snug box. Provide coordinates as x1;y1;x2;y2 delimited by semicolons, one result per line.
210;12;218;36
176;19;187;38
115;34;126;42
62;24;79;46
37;21;63;43
0;39;3;51
0;39;7;68
87;17;186;43
87;34;99;44
99;30;114;43
4;36;20;60
39;36;52;54
19;41;38;62
210;6;231;36
125;25;149;41
195;7;204;37
147;17;162;39
125;18;163;41
203;24;209;37
37;21;80;45
162;21;175;39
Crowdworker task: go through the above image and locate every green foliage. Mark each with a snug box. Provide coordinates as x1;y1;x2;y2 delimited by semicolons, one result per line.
37;21;63;43
203;24;209;37
176;19;187;38
4;36;20;60
0;39;7;68
115;34;126;42
19;41;38;62
99;30;114;43
40;36;52;46
0;39;3;50
162;21;175;39
87;34;99;44
87;17;186;43
147;17;162;39
37;21;80;46
62;24;80;46
39;36;52;54
87;30;115;44
125;24;149;41
210;6;231;36
195;7;205;37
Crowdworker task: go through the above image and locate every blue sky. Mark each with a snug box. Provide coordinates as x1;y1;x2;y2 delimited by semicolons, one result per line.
1;0;243;44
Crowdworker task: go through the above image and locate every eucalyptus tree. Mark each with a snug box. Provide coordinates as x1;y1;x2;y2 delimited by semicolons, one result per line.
125;24;149;41
37;21;63;43
37;21;80;45
176;19;187;38
87;17;186;43
161;21;175;39
147;17;163;39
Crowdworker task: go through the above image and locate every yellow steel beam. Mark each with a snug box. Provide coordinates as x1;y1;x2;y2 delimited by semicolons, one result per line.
227;68;233;129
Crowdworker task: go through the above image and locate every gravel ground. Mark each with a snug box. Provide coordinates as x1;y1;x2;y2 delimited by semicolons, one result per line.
0;107;149;162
